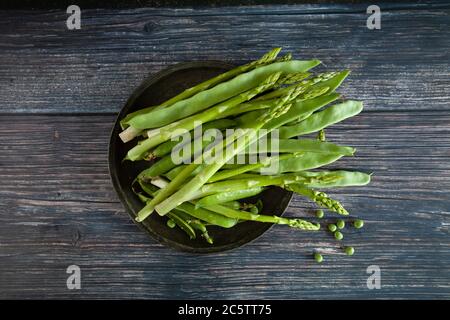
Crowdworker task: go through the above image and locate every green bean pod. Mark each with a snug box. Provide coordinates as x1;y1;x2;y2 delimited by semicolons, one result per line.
196;187;265;207
298;170;372;188
166;211;196;239
279;100;363;138
246;138;355;156
261;152;344;174
172;209;213;244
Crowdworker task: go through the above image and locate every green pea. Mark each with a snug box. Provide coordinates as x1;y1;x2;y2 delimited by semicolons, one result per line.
166;219;176;229
315;209;324;219
314;253;323;263
317;129;326;142
250;206;259;214
344;247;355;256
328;224;337;232
353;219;364;229
336;219;345;229
334;231;343;240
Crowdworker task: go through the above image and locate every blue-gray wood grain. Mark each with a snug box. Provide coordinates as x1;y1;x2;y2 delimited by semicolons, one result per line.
0;5;449;113
0;4;449;299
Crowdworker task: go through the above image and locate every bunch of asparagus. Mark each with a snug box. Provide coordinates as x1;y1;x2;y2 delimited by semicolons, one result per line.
120;48;370;245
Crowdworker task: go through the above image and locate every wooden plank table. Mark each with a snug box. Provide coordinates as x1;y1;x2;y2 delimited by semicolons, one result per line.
0;2;449;299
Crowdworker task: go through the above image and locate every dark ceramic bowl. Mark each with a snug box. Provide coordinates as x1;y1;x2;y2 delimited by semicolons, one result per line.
108;61;293;253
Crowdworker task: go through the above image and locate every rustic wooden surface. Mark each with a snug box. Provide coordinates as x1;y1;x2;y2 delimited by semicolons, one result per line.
0;3;449;299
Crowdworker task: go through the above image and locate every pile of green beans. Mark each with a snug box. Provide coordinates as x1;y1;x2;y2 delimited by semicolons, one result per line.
119;48;371;248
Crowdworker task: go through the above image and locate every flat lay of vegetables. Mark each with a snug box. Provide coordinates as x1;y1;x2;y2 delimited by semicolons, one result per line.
119;48;371;260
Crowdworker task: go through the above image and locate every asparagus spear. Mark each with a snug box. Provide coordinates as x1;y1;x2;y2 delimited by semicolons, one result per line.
255;71;339;101
286;184;349;215
203;204;320;231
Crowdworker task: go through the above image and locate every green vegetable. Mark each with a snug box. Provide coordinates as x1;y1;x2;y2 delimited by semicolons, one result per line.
318;129;326;142
279;100;363;138
336;219;345;229
149;118;237;159
262;153;344;174
262;93;340;131
204;204;320;231
334;231;344;240
136;179;238;228
354;219;364;229
314;252;324;263
139;155;177;179
118;48;371;254
222;201;242;210
166;211;197;239
198;173;331;195
344;246;355;256
295;170;371;188
208;153;298;182
256;71;338;101
246;138;355;156
154;85;303;216
173;210;214;244
119;47;283;137
249;206;259;214
286;185;348;215
315;209;324;219
195;187;264;207
166;219;176;228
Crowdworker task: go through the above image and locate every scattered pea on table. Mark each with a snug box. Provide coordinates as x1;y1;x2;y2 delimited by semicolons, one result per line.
334;231;344;240
354;219;364;229
314;252;324;263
